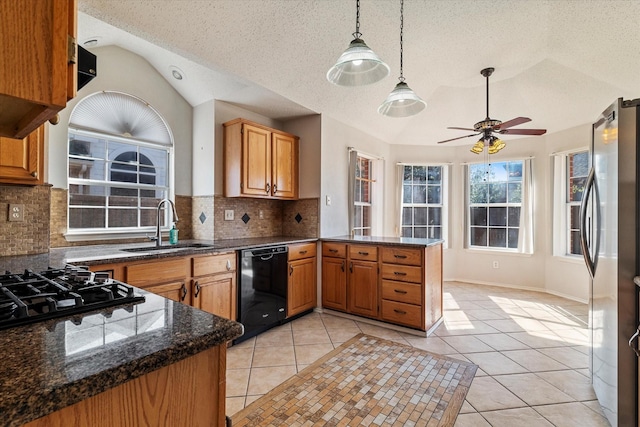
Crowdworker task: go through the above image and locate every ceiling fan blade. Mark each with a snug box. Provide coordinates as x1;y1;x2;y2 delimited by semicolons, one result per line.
494;117;531;130
499;128;547;135
447;126;476;131
437;133;479;144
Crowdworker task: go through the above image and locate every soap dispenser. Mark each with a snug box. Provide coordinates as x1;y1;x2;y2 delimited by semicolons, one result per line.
169;223;178;245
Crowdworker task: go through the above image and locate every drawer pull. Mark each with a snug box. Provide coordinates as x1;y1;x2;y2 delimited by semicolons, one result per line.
394;254;407;259
299;250;307;255
289;265;294;276
393;271;407;276
393;309;407;315
194;281;201;298
394;289;407;294
226;259;232;271
329;248;339;253
349;262;353;273
341;260;345;272
180;283;188;301
358;251;369;256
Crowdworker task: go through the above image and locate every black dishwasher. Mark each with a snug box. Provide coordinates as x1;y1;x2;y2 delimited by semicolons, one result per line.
235;245;288;344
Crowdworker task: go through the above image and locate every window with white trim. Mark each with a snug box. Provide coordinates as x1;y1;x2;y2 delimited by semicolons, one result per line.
354;155;373;236
401;165;447;241
67;91;174;237
468;160;527;250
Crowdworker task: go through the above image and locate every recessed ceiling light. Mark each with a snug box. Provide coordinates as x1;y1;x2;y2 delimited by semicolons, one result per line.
169;66;185;81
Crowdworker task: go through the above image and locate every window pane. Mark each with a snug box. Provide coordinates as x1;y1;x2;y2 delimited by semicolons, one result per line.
469;164;487;184
108;208;137;228
141;208;157;227
355;180;362;202
413;185;426;203
508;228;519;248
488;207;507;226
69;135;105;160
414;207;428;225
471;207;487;226
508;162;523;180
570;231;583;255
470;183;487;204
471;227;487;246
508;207;521;227
568;177;586;202
401;227;412;237
402;207;412;226
427;166;441;184
489;183;507;203
489;228;507;247
69;186;106;206
69;207;105;228
413;227;427;238
362;206;371;229
428;226;441;239
69;158;106;180
403;185;412;203
428;207;441;226
354;205;362;228
403;166;412;184
508;182;522;203
570;151;589;177
413;166;426;183
427;185;441;204
569;205;580;230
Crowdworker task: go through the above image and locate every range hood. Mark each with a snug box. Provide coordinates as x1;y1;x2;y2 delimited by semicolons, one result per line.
77;45;97;90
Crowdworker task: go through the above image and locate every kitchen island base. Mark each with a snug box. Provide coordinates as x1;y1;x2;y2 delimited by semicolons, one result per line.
23;345;227;427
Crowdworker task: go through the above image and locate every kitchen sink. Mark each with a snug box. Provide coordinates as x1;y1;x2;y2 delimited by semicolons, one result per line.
122;243;217;253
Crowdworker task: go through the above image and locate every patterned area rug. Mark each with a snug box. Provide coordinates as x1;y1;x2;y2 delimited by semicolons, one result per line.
232;333;478;426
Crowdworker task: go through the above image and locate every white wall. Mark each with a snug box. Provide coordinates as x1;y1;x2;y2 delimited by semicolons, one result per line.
48;45;193;195
192;100;215;196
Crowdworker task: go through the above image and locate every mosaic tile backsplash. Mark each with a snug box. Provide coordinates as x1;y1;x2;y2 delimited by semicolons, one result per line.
0;185;51;256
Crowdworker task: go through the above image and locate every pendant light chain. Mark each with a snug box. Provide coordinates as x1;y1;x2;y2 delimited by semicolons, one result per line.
353;0;362;39
399;0;405;82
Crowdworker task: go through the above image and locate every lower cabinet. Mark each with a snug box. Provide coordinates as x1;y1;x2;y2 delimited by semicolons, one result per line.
192;273;236;320
347;259;378;318
287;242;317;317
321;256;347;311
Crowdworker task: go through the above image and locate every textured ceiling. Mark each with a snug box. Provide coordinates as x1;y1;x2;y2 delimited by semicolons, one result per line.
78;0;640;146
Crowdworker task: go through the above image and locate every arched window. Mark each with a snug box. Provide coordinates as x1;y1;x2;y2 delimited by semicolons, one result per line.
67;91;173;234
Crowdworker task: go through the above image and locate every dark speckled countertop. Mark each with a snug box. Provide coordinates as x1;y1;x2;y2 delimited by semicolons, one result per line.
322;235;443;247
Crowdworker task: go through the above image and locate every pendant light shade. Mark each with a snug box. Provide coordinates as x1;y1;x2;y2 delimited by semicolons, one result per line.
378;81;426;117
379;0;425;117
327;0;389;86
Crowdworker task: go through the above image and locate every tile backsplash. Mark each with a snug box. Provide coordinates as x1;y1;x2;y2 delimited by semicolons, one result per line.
0;185;51;256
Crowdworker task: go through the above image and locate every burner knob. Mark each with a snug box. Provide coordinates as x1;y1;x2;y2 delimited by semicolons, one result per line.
94;272;111;284
75;270;94;283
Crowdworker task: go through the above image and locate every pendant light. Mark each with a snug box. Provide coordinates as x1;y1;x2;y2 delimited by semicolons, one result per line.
327;0;390;86
378;0;426;117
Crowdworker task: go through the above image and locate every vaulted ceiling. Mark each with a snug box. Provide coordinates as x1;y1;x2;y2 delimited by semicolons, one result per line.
78;0;640;146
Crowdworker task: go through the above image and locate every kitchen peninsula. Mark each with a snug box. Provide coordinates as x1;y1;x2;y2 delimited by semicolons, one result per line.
321;236;443;335
0;256;243;427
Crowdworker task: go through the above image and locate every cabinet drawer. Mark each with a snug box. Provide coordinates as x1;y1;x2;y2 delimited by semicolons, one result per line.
381;247;422;266
381;280;422;305
381;300;423;329
381;264;422;284
288;242;317;261
349;245;378;261
322;242;347;258
192;253;236;277
126;258;189;287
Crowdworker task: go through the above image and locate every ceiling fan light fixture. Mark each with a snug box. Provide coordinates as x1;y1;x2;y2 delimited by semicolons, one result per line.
470;141;484;154
327;1;389;86
378;81;426;117
487;136;506;154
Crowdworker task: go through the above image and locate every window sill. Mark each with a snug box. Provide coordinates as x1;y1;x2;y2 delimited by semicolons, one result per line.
64;229;165;242
464;247;533;257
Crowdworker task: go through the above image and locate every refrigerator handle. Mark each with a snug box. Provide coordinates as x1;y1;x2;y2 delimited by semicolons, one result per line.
628;324;640;358
580;168;596;278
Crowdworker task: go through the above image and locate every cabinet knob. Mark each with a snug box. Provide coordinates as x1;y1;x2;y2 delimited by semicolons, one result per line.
30;171;38;178
194;281;201;298
341;260;345;272
226;260;231;271
273;184;277;194
48;114;60;125
180;283;188;301
265;183;271;194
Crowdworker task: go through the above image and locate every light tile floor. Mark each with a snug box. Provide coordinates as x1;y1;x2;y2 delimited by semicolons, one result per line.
226;281;610;426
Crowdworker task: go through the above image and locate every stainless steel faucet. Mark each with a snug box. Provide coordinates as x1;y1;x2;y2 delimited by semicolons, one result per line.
153;198;179;247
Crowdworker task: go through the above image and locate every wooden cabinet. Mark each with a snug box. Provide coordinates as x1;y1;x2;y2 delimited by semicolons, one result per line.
0;0;77;139
320;241;443;333
223;118;299;200
287;242;317;317
90;252;238;321
0;126;44;185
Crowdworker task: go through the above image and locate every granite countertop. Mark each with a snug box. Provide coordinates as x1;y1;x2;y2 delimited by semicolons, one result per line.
0;289;243;427
322;235;443;247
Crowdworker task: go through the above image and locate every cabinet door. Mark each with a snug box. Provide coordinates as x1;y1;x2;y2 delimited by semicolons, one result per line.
0;126;43;184
287;257;316;317
321;257;347;311
193;273;236;320
242;123;271;197
348;260;378;318
145;281;188;303
271;132;298;199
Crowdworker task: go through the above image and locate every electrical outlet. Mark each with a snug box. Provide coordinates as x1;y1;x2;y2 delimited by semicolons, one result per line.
8;204;24;222
259;210;264;219
224;210;234;221
492;261;499;269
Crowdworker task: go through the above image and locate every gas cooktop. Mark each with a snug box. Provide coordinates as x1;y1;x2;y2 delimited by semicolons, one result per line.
0;266;145;331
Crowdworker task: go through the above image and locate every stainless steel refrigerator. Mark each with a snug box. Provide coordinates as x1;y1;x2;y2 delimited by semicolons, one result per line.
581;97;639;426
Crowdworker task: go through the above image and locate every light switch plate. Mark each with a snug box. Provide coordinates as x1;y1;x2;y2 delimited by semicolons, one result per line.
224;210;234;221
9;204;24;222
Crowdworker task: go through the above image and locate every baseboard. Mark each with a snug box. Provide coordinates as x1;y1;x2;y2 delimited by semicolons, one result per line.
445;278;588;305
315;308;433;337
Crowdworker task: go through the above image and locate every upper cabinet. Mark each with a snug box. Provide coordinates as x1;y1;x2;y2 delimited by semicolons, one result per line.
0;126;45;185
0;0;77;139
223;118;299;200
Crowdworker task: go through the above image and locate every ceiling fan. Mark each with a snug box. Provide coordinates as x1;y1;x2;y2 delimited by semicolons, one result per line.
438;67;547;154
